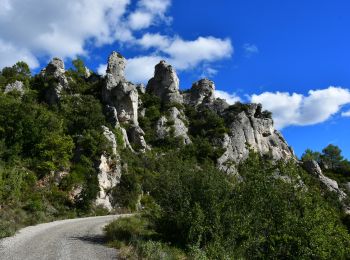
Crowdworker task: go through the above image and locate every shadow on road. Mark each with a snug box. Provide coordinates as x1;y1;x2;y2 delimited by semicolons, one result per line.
70;235;107;246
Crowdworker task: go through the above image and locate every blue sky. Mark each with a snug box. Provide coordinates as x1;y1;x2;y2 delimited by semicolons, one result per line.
1;0;350;159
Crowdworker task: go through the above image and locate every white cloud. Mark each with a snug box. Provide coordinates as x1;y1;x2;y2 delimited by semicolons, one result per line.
342;110;350;117
251;87;350;129
125;55;164;83
98;35;233;83
97;64;107;76
137;33;171;49
215;90;241;104
0;0;131;67
1;0;232;83
0;39;39;68
138;0;171;14
243;43;259;57
166;37;233;70
128;11;153;30
126;0;172;30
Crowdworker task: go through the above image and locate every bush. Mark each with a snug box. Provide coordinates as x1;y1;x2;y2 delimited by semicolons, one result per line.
145;153;350;259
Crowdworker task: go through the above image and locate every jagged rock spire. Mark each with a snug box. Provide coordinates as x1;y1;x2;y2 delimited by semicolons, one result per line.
184;78;216;106
106;51;126;84
102;52;139;126
147;60;183;104
40;57;69;104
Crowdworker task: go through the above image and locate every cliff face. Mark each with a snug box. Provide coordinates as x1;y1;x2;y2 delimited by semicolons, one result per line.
101;52;295;166
30;51;296;211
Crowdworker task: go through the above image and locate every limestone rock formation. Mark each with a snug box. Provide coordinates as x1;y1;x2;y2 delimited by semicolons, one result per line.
4;80;24;95
129;125;149;151
183;78;216;106
95;126;122;211
147;60;183;104
303;160;347;200
102;52;139;125
40;57;69;104
156;107;191;145
217;104;295;174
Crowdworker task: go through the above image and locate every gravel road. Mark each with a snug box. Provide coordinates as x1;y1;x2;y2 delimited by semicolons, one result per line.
0;215;127;260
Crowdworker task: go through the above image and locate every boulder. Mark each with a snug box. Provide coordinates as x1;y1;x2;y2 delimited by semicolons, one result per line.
147;60;183;104
4;80;24;95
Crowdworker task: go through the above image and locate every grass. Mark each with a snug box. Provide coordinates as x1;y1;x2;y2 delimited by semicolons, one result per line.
104;215;189;260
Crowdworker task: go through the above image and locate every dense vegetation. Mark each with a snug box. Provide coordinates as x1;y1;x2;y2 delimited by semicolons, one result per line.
106;150;350;259
302;144;350;183
0;60;111;237
106;93;350;259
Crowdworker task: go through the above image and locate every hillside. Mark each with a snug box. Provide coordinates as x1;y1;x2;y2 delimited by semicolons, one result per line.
1;52;350;258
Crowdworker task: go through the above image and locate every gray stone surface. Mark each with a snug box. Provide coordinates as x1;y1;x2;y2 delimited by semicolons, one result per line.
40;57;69;104
183;78;215;106
303;160;347;200
4;80;24;95
217;104;295;174
156;107;191;145
147;60;183;103
102;52;139;125
129;125;149;152
95;126;122;211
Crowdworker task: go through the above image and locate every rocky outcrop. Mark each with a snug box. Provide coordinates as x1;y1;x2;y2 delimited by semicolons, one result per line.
40;58;69;104
303;160;347;200
102;52;139;125
4;80;24;95
156;107;191;145
147;60;183;104
183;78;215;106
217;104;295;174
129;125;149;152
95;126;122;211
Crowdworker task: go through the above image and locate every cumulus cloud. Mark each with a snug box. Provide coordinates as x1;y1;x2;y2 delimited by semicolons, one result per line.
124;36;232;82
0;0;131;67
0;39;39;68
1;0;232;84
215;90;241;104
98;35;233;83
137;33;171;49
251;87;350;129
125;55;164;83
128;11;153;30
165;37;233;70
341;110;350;117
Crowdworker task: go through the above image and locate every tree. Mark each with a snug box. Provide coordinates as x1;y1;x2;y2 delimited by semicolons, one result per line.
321;144;343;170
301;148;321;163
72;58;86;77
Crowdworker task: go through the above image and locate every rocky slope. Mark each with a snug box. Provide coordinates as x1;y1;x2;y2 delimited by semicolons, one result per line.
7;51;347;212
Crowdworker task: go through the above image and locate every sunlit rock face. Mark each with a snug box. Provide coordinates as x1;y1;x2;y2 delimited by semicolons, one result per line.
102;52;139;125
95;126;122;211
156;107;191;145
40;57;69;105
217;104;295;174
147;60;183;104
